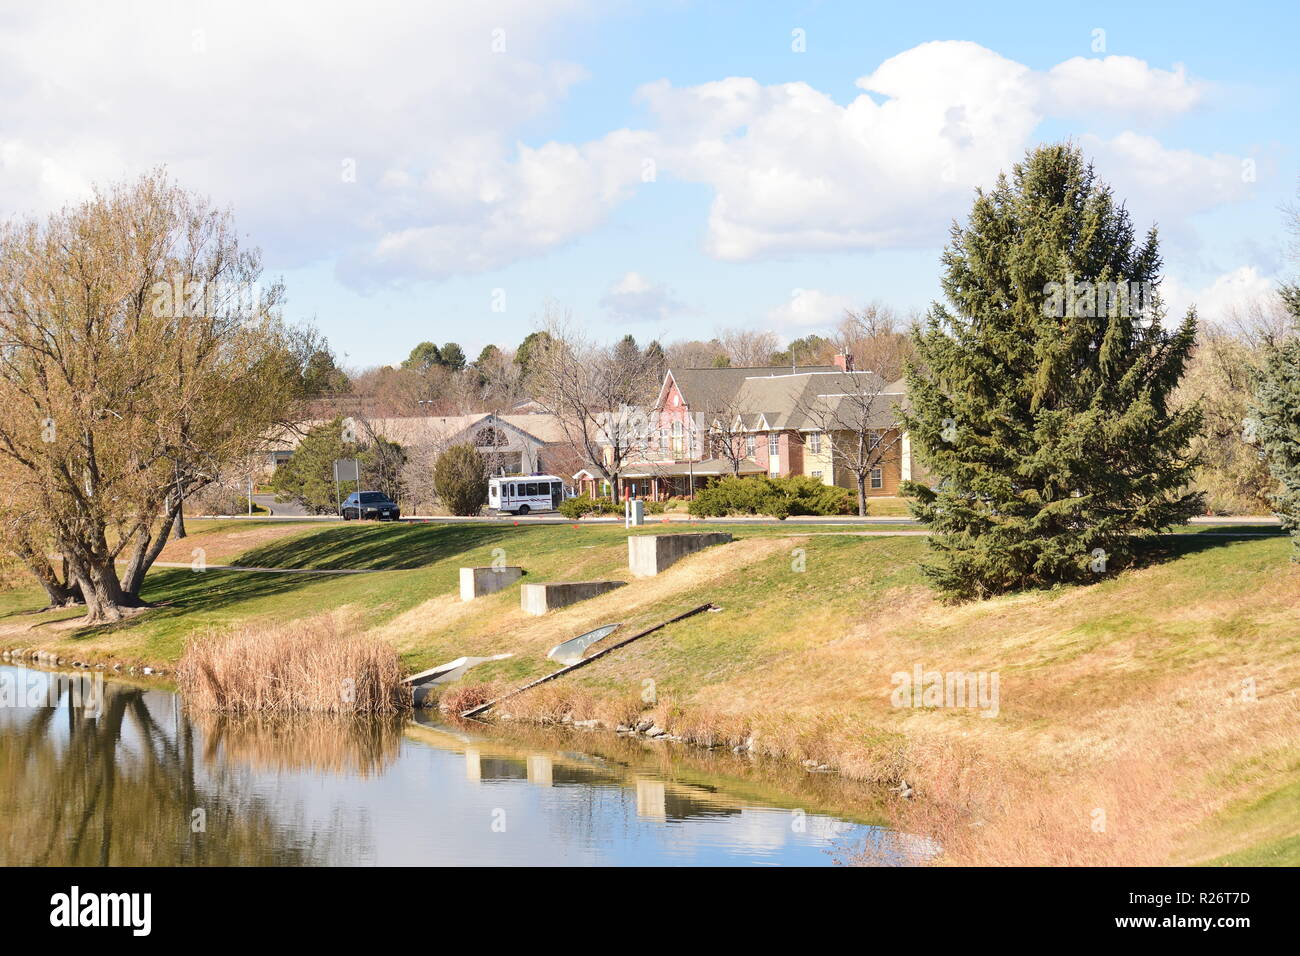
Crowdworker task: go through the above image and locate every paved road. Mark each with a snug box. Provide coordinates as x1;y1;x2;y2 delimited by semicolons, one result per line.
250;494;310;517
200;510;1283;530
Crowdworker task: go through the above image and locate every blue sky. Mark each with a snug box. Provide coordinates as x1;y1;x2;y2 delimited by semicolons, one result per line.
1;1;1296;367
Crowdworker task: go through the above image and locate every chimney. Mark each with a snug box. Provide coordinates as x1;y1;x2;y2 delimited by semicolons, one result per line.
833;353;854;372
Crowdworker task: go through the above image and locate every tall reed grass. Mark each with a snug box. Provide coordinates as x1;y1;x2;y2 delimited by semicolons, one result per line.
178;615;410;715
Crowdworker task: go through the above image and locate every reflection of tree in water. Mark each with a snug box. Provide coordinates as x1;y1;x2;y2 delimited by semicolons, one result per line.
0;679;357;865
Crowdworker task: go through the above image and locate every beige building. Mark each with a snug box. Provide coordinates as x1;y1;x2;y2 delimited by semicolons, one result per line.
273;412;573;476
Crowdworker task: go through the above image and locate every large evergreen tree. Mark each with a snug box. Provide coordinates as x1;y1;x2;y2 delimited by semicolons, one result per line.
901;144;1203;600
1249;285;1300;555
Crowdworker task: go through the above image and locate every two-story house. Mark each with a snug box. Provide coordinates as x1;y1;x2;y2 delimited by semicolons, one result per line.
589;356;918;501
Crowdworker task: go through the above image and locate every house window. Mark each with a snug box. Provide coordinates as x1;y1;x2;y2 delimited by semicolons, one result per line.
768;434;779;456
745;434;756;456
870;468;883;489
808;431;821;454
811;470;822;479
671;420;684;458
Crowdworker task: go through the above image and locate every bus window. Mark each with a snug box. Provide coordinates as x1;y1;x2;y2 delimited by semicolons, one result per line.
523;482;536;495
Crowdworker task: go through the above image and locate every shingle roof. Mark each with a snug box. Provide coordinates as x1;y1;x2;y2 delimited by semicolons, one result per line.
668;366;906;431
666;365;837;410
283;413;569;449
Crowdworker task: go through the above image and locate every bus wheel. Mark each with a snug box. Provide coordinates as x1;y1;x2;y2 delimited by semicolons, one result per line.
517;505;531;515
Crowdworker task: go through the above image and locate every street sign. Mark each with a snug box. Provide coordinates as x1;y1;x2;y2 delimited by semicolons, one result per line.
333;458;359;482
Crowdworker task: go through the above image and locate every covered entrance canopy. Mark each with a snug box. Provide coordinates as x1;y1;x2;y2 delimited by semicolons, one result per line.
619;457;764;500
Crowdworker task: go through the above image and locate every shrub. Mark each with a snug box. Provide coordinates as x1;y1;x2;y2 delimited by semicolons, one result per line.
688;475;852;519
559;494;598;519
645;500;666;515
559;494;622;519
434;442;488;516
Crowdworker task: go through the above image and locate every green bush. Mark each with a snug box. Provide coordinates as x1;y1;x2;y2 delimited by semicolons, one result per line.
645;500;666;515
688;475;852;520
433;443;488;516
558;494;620;519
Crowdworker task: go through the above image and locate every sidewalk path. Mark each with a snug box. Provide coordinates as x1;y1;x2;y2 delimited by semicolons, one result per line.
135;561;375;575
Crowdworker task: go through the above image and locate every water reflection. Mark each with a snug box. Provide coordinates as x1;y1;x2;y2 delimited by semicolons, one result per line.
0;664;926;866
195;712;404;777
0;669;335;865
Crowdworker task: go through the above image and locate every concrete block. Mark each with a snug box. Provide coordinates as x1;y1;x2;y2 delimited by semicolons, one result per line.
628;533;733;577
520;580;625;615
460;566;524;601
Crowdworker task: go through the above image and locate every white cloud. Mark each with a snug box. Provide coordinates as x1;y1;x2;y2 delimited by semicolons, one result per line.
347;131;653;284
0;0;596;279
1044;57;1204;118
0;20;1242;285
599;271;685;323
1163;266;1278;325
766;289;854;329
636;43;1226;262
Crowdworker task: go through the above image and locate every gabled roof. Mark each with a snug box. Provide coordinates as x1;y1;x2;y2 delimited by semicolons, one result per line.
667;367;907;431
495;413;570;444
285;412;569;449
663;365;838;411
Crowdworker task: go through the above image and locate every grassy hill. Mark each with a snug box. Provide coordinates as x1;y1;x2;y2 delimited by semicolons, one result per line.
0;517;1295;865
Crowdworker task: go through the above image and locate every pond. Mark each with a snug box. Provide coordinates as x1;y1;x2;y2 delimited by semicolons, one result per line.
0;663;931;866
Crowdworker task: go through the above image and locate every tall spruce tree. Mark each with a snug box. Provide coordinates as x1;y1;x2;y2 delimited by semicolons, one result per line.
1249;285;1300;555
901;144;1203;601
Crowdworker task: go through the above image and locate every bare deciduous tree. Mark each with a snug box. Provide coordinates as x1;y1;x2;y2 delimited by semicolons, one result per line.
796;311;909;515
527;306;659;496
0;171;306;622
664;339;727;369
716;327;780;367
835;303;917;382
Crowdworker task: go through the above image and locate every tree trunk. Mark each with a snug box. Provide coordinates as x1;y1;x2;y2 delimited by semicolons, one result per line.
77;561;134;624
22;553;82;608
173;506;186;539
857;474;867;517
120;497;182;597
10;538;83;608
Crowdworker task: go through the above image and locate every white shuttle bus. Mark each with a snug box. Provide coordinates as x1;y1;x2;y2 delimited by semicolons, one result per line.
488;474;568;515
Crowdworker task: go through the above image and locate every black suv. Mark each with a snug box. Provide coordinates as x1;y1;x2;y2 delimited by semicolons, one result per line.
341;491;400;521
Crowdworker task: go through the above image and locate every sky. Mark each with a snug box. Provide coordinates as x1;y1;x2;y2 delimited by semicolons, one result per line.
0;0;1296;368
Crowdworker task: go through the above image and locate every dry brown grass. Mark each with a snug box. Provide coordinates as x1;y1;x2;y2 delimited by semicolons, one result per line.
436;682;500;717
177;613;410;715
